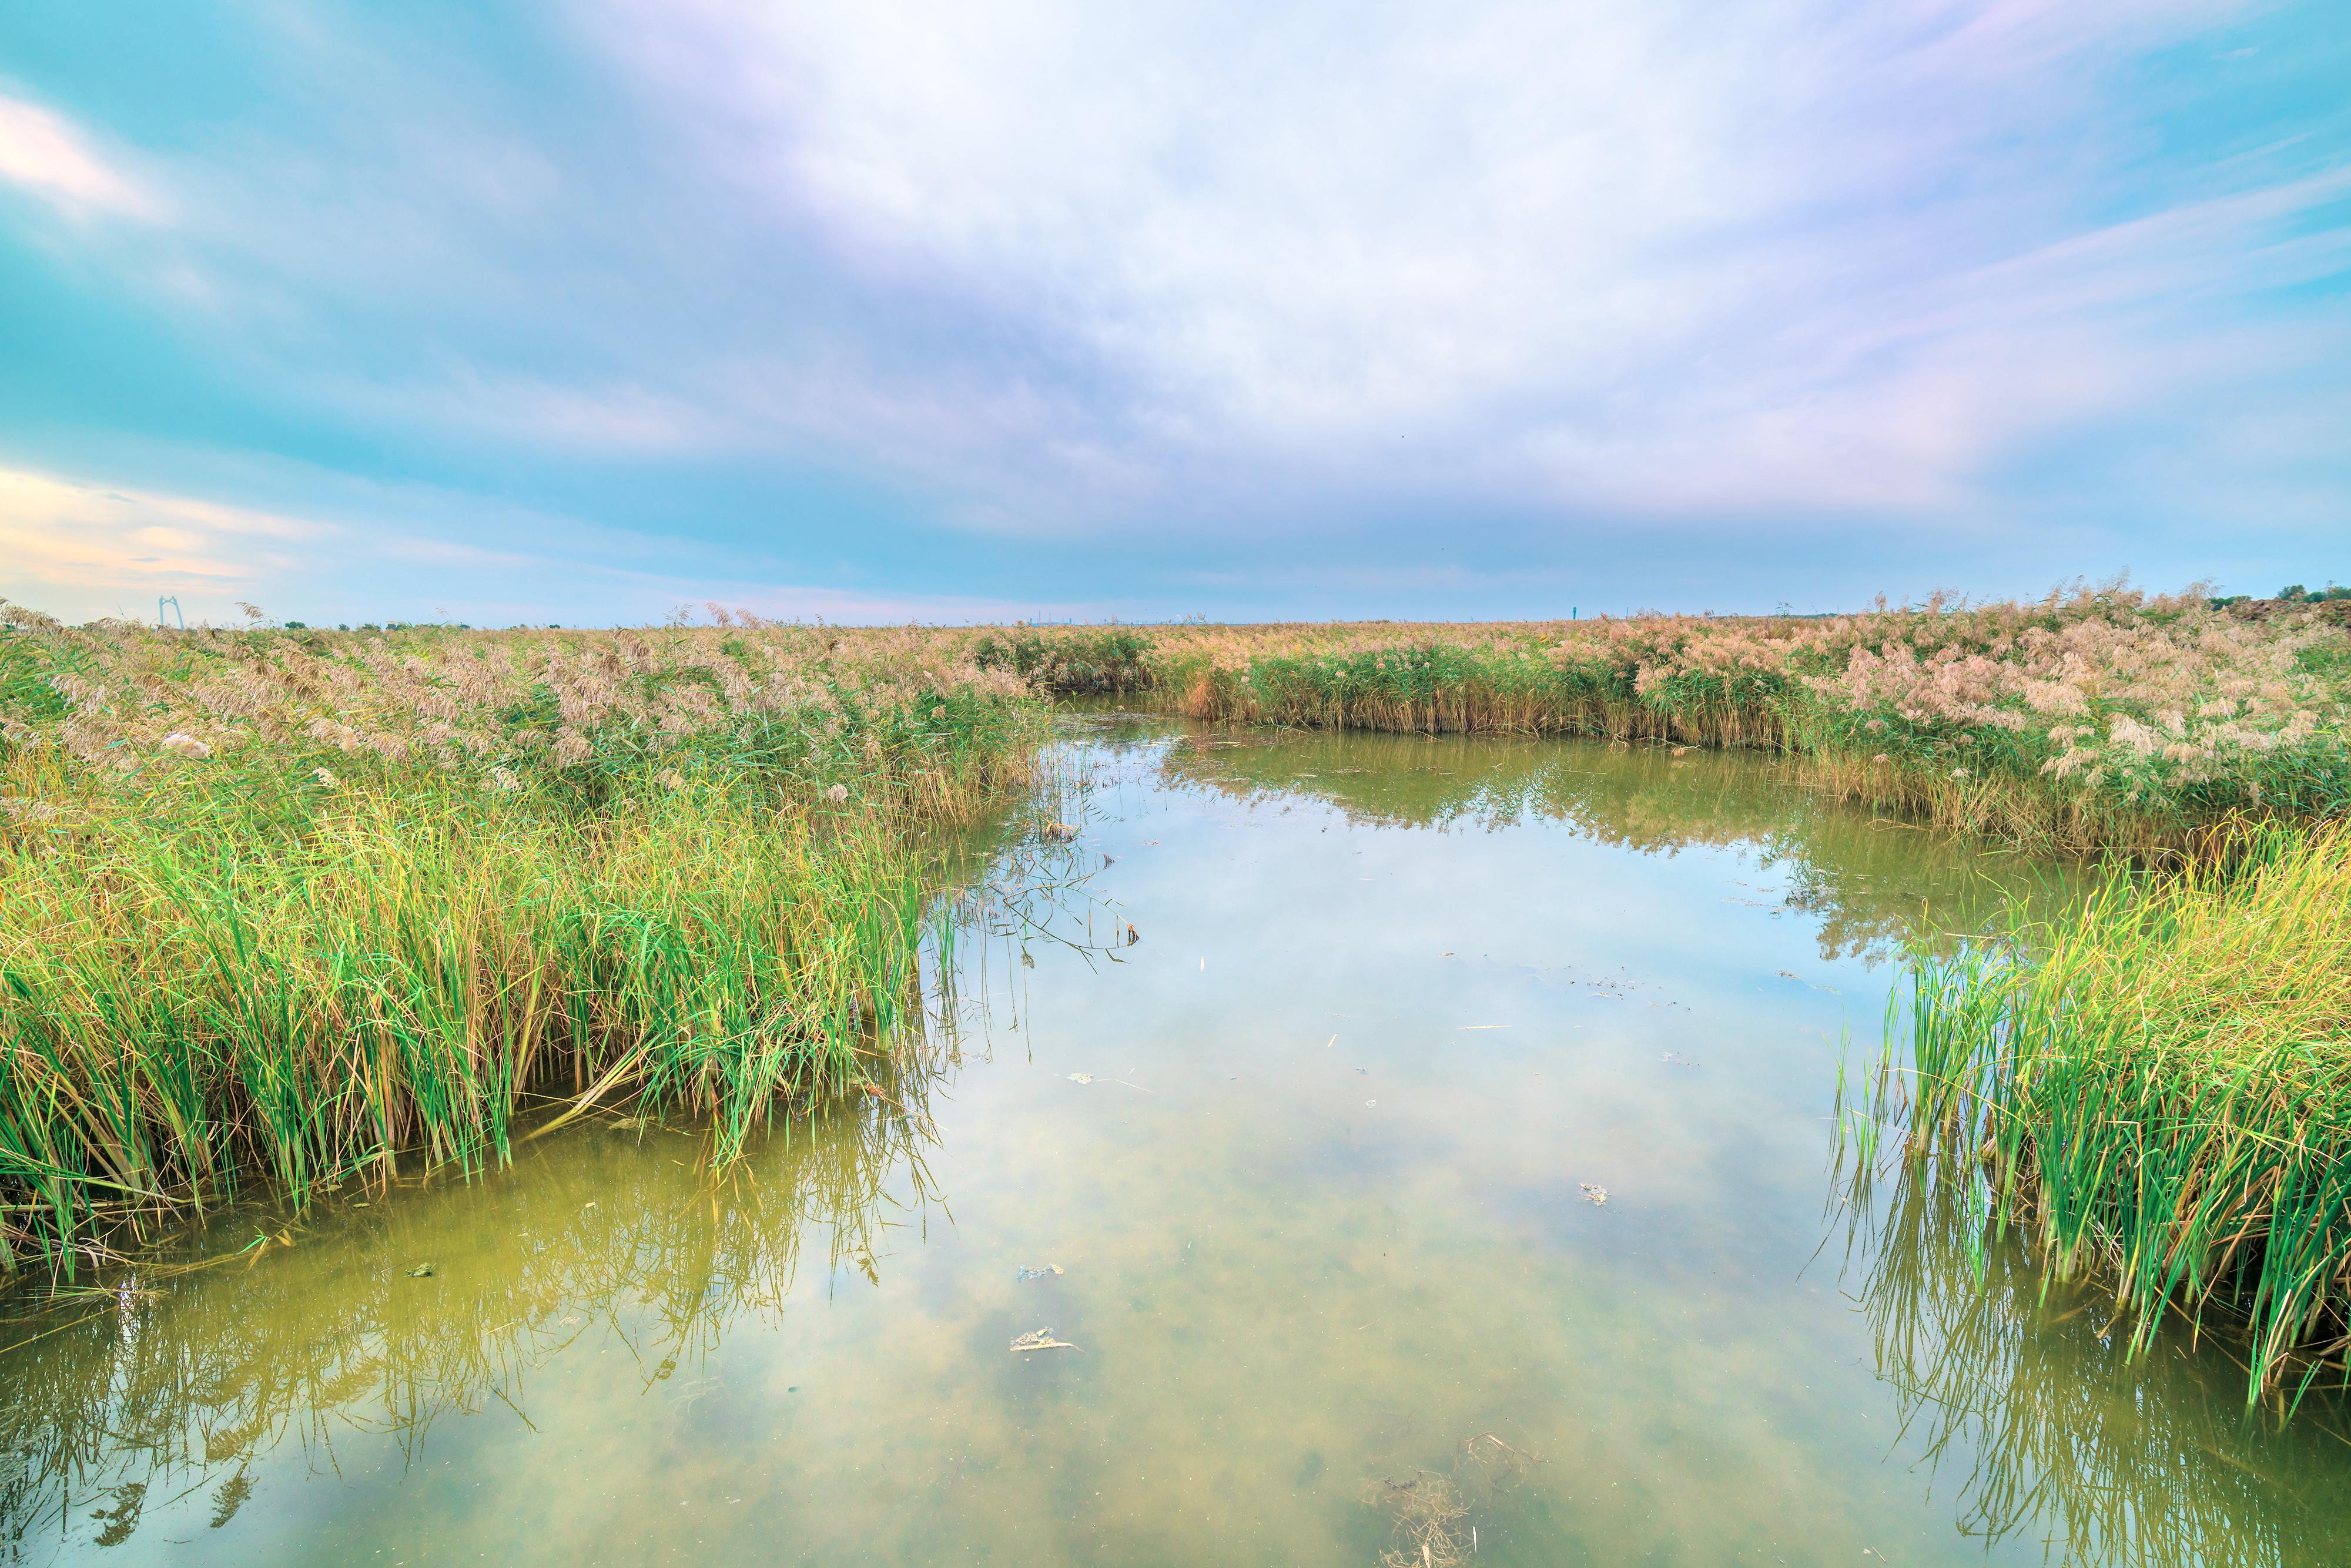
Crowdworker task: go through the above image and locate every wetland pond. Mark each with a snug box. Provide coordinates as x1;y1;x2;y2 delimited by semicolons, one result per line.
7;715;2351;1566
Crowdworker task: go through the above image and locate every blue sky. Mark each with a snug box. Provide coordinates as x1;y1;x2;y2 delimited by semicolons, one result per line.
2;1;2346;625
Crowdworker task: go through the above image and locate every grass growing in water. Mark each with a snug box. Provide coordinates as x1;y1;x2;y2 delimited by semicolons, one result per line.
0;607;1047;1274
1868;820;2351;1402
979;584;2351;858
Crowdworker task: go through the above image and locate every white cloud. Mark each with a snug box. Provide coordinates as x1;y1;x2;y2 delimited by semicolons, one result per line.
363;374;734;455
0;469;325;608
582;0;2343;522
0;93;162;219
0;461;1087;625
4;0;2340;599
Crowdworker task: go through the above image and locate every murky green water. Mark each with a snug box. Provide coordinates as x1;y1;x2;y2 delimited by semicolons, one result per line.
7;718;2350;1565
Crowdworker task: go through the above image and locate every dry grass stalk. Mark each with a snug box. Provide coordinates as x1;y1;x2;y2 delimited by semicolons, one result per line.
1366;1430;1540;1566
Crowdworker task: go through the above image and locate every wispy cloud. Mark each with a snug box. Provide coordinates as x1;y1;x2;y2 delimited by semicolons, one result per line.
0;460;1082;626
0;93;162;219
0;469;321;609
584;0;2347;525
0;1;2343;620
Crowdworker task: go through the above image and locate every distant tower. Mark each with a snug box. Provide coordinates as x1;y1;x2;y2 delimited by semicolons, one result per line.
158;595;185;629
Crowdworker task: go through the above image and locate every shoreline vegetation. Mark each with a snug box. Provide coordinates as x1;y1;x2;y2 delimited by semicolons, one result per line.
974;583;2351;860
5;585;2348;1400
973;587;2351;1398
1868;821;2351;1403
0;603;1044;1274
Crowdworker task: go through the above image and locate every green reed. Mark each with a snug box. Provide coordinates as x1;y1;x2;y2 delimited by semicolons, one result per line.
0;615;1047;1275
1000;589;2351;857
1867;822;2351;1402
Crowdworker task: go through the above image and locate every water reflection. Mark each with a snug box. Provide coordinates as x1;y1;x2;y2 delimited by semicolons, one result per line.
0;1036;955;1557
1146;721;2069;961
1840;1167;2351;1566
1;720;2342;1566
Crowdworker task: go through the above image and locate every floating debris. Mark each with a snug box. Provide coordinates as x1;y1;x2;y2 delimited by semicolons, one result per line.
1126;923;1140;946
1368;1473;1470;1568
1010;1328;1080;1353
406;1264;435;1278
1661;1052;1702;1068
1041;822;1078;842
1014;1264;1064;1282
1368;1429;1541;1567
1578;1184;1609;1207
1067;1070;1154;1092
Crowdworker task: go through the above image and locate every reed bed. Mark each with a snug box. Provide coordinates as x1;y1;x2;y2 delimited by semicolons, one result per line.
1864;820;2351;1402
9;584;2346;1338
996;585;2351;857
0;604;1046;1273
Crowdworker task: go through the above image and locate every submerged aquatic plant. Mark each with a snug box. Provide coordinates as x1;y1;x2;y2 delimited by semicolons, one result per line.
1364;1433;1538;1568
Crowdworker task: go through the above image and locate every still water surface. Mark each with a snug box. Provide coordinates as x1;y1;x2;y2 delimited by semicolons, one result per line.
6;718;2349;1565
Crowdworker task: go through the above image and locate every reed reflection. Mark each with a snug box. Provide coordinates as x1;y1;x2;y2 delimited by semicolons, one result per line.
1148;721;2075;961
0;989;972;1555
0;792;1133;1560
1837;1165;2351;1567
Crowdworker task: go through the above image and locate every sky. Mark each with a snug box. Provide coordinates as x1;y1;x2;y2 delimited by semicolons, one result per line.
1;1;2346;626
